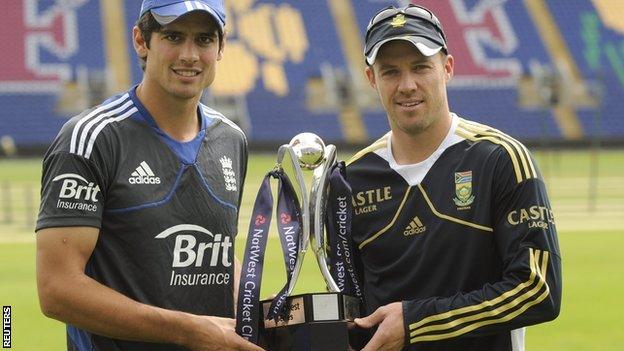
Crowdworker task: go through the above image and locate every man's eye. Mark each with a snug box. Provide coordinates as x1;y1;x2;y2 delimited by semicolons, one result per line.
164;34;180;41
382;69;398;76
197;36;214;45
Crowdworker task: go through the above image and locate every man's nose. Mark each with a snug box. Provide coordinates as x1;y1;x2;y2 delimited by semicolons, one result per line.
397;72;417;94
179;40;199;63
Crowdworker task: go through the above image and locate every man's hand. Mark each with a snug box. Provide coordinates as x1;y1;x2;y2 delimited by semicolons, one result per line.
355;302;405;351
183;315;264;351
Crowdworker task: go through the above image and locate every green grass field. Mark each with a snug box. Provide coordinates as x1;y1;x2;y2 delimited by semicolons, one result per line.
1;150;623;350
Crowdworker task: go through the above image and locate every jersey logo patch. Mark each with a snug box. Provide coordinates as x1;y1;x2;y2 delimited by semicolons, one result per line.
507;205;555;229
155;224;232;287
403;216;426;236
129;161;161;185
220;156;237;192
52;173;100;212
453;171;475;209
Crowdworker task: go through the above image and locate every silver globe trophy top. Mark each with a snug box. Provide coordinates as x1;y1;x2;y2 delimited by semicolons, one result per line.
289;133;326;170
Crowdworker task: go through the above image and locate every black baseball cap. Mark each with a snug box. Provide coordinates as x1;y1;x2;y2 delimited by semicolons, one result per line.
364;5;447;65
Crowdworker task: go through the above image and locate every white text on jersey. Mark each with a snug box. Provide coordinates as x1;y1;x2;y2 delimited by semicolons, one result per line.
155;224;232;287
53;173;100;212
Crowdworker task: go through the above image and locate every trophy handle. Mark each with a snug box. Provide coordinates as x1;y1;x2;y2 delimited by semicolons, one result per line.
310;145;341;292
277;145;310;295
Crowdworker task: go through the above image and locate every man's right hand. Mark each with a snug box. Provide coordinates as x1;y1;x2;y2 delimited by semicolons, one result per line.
355;302;405;351
183;315;264;351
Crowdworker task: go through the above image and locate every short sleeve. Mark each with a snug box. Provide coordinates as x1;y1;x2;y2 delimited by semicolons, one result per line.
36;151;106;231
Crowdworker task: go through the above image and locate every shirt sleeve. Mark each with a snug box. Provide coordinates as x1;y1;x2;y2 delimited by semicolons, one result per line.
402;147;562;345
36;150;107;231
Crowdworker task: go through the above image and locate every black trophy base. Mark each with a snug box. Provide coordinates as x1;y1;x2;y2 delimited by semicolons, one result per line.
258;292;369;351
259;320;368;351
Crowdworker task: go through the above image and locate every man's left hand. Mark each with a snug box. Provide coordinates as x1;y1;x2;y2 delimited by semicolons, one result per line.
354;302;405;351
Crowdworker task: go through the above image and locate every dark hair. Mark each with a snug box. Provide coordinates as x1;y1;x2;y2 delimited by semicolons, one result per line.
136;12;163;71
135;12;224;71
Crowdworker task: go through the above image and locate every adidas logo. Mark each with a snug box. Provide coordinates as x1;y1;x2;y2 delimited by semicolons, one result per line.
129;161;161;185
403;216;426;236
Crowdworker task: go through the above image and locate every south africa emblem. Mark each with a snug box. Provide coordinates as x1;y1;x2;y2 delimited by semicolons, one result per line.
390;14;407;28
453;171;475;208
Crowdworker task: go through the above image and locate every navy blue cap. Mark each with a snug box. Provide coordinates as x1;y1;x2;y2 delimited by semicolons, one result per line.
364;5;447;65
139;0;225;30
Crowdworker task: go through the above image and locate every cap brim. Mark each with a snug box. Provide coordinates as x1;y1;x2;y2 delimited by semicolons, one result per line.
151;2;224;29
366;36;443;65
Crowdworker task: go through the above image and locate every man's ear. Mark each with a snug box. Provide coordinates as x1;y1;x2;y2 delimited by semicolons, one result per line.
365;66;377;89
443;54;454;82
132;26;148;58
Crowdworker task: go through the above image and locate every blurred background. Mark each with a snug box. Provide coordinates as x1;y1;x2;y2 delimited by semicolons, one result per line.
0;0;623;350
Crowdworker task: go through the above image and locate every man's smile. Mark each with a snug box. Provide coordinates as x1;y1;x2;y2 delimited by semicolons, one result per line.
396;99;423;108
172;68;201;77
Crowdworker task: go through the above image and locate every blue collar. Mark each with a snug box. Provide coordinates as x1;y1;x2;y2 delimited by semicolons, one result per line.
129;86;215;164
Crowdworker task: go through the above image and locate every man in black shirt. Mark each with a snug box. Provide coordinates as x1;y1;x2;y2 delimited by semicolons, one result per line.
349;5;561;351
36;1;262;350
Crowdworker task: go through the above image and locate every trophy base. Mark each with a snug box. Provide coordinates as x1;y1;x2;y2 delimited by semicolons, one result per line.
258;292;369;351
259;320;368;351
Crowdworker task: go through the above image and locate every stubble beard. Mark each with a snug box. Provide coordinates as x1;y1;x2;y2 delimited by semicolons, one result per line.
393;110;436;136
166;76;205;101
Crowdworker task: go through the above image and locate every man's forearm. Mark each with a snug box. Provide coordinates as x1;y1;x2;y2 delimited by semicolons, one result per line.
40;272;192;346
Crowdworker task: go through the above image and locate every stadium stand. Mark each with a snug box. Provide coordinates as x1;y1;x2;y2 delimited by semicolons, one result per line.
1;0;623;150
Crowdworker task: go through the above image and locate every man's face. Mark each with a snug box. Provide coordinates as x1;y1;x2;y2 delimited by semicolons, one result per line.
366;40;453;136
134;12;223;101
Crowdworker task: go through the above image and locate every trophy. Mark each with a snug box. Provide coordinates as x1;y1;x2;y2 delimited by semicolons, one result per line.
236;133;367;350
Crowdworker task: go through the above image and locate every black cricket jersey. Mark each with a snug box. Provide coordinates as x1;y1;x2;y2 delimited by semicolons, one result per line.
36;87;247;351
346;114;561;351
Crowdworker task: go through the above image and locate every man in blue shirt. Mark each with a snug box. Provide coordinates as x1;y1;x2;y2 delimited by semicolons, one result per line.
36;1;262;350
